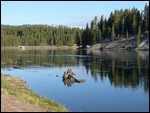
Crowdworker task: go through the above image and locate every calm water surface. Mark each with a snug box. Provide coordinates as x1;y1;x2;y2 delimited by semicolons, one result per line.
1;48;149;112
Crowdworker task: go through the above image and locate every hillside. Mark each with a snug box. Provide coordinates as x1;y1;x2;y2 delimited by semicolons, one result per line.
90;31;149;51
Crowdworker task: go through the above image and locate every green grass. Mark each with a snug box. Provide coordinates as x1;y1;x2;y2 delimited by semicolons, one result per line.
1;73;68;112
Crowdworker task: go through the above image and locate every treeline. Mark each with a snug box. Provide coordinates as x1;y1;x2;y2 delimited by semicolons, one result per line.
82;4;149;47
1;25;82;47
1;4;149;47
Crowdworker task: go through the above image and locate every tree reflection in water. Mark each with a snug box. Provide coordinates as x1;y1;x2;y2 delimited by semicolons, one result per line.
1;49;149;92
87;50;149;93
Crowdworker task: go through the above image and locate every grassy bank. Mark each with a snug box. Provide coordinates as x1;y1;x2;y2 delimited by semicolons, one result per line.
1;73;68;112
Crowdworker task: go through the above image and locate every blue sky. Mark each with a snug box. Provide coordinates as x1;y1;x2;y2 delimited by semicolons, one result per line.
1;1;149;28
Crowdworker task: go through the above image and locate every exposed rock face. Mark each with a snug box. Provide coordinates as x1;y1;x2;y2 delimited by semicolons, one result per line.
90;43;106;50
136;31;149;50
136;40;149;50
90;31;149;51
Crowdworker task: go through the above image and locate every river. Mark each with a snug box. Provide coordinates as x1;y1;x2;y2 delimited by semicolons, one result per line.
1;48;149;112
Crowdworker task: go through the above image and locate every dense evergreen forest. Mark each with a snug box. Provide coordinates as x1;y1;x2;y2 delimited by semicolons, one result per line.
1;4;149;47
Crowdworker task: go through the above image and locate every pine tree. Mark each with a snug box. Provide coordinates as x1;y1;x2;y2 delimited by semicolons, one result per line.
136;25;141;46
144;3;149;31
126;31;128;39
111;22;115;41
76;30;81;46
82;23;89;48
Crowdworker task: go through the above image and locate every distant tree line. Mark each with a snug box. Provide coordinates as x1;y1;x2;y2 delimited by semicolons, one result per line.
1;25;82;47
1;4;149;47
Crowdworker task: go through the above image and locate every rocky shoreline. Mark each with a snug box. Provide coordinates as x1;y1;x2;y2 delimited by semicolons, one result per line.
89;31;149;51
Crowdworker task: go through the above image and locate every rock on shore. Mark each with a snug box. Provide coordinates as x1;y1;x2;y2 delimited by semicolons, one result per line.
90;31;149;51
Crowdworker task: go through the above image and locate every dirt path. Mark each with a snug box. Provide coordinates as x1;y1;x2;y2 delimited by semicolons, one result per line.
1;94;50;112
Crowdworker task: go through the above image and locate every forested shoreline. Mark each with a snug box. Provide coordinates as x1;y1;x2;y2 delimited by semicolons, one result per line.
1;4;149;47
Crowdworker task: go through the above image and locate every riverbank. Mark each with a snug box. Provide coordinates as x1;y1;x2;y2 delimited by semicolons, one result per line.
1;73;68;112
89;31;149;51
1;45;78;50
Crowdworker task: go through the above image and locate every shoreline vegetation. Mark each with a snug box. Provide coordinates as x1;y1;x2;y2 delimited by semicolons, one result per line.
1;73;68;112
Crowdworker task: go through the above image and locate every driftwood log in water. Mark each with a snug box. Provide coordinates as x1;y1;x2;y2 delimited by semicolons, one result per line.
62;69;85;87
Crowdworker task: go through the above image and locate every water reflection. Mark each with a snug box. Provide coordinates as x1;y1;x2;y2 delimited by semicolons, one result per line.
87;50;149;93
62;78;85;87
1;49;149;93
